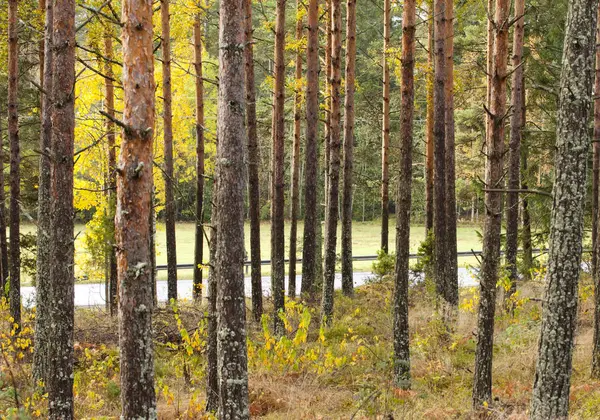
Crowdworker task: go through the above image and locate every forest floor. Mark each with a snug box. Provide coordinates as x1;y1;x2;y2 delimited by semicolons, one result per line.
3;269;600;419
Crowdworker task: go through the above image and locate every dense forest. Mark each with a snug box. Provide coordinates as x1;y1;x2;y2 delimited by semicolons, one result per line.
1;0;600;418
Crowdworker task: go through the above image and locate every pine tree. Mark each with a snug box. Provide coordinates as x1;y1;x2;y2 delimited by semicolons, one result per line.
530;0;598;416
117;0;157;415
394;0;416;388
214;0;250;415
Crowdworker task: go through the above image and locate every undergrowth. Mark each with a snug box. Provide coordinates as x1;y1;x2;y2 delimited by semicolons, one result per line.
1;274;600;419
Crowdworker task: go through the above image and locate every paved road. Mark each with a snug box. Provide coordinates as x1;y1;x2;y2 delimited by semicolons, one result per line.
21;268;479;308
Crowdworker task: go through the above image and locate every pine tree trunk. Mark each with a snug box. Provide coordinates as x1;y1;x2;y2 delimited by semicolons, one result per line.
205;214;219;412
271;0;286;334
245;0;262;319
521;79;532;280
486;0;494;143
33;0;53;384
322;0;342;325
193;13;205;302
592;0;600;379
117;0;157;416
472;0;509;408
425;1;434;234
215;0;250;415
301;0;320;297
324;0;332;212
104;30;118;316
394;0;415;388
341;0;356;296
444;0;458;308
433;0;447;307
504;0;525;308
531;1;597;416
161;0;178;302
380;0;390;253
46;0;75;416
7;0;21;329
289;2;303;298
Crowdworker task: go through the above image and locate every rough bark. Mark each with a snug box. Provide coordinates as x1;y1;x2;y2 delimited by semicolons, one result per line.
486;0;494;143
215;0;250;416
394;0;415;388
380;0;391;253
425;1;434;234
472;0;509;407
244;0;262;319
444;0;458;307
301;0;319;297
46;0;75;416
161;0;178;302
193;13;205;301
105;30;118;316
433;0;447;307
117;0;157;416
322;0;342;325
205;216;219;412
33;0;53;384
521;80;532;280
324;0;332;212
341;0;356;296
8;0;21;329
271;0;286;334
289;2;303;298
530;2;597;417
593;0;600;379
504;0;525;307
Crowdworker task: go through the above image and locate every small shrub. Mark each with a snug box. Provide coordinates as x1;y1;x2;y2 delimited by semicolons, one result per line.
371;249;395;279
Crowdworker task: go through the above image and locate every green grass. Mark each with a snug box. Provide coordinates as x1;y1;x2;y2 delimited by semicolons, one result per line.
22;220;485;283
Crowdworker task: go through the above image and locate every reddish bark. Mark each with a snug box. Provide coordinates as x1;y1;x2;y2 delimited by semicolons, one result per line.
117;0;157;416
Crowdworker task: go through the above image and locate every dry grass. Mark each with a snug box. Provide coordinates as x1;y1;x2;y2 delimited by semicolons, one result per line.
3;274;600;419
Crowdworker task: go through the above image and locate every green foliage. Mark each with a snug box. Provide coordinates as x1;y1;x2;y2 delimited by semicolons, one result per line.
414;229;434;276
371;249;395;279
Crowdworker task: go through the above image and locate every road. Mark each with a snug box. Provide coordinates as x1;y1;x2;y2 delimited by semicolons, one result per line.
20;268;479;308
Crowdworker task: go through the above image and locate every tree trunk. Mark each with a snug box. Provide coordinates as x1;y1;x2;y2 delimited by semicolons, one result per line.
521;80;532;279
380;0;390;253
531;1;597;416
444;0;458;308
33;0;53;384
322;0;342;325
205;214;219;412
215;0;250;415
117;0;157;416
193;13;205;302
433;0;447;308
486;0;494;143
472;0;510;407
394;0;415;388
341;0;356;296
592;0;600;379
245;0;262;320
324;0;332;212
271;0;286;334
8;0;21;329
289;2;303;298
161;0;178;302
504;0;525;308
425;1;434;234
46;0;75;416
104;30;118;316
301;0;320;297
